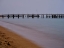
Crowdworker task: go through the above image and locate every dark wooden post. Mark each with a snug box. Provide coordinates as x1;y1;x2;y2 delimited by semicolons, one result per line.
37;14;39;18
32;14;34;18
46;14;48;18
7;15;9;19
2;15;4;18
13;14;14;19
18;14;19;19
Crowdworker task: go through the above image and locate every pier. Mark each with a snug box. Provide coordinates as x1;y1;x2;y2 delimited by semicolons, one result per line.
0;14;64;19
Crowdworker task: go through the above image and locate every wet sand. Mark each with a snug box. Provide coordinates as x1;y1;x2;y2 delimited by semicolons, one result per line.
0;26;41;48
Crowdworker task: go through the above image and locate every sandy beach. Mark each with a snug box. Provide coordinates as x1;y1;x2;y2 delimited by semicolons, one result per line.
0;26;41;48
0;21;64;48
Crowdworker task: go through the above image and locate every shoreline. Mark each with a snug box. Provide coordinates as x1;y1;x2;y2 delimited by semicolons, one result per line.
0;21;64;48
0;26;41;48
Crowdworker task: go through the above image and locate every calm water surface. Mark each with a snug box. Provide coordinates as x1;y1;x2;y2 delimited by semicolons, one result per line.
0;17;64;39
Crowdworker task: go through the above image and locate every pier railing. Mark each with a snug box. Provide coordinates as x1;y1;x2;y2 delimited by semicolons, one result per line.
0;14;64;19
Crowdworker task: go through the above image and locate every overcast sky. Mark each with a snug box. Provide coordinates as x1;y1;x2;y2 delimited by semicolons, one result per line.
0;0;64;14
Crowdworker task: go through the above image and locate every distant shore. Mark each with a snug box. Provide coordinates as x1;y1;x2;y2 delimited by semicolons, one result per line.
0;26;40;48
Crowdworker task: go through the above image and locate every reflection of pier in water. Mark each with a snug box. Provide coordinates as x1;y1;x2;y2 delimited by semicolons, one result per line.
0;14;64;19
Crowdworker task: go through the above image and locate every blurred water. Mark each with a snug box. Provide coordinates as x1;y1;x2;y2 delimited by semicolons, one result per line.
0;17;64;39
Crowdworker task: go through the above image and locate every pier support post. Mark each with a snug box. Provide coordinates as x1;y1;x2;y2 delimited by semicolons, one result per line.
13;15;14;19
7;15;9;19
18;15;19;19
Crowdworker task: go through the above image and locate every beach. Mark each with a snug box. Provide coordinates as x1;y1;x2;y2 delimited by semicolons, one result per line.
0;20;64;48
0;0;64;48
0;26;41;48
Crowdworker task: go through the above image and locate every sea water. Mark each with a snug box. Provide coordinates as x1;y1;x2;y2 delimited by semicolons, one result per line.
0;17;64;39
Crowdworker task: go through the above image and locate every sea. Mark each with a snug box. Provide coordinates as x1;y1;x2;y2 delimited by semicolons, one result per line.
0;17;64;39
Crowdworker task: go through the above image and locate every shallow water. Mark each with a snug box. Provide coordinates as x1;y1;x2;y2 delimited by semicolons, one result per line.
0;17;64;39
0;17;64;48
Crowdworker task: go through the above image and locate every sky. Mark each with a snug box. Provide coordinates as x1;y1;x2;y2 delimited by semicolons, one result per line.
0;0;64;14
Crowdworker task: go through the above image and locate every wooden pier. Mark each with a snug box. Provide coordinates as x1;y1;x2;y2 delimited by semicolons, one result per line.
0;14;64;19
